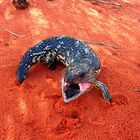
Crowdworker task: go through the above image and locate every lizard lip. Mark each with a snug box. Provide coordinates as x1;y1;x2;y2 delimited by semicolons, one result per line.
61;78;92;103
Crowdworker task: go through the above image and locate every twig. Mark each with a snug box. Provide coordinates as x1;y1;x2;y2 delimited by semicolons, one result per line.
93;0;121;7
134;89;140;92
85;41;118;49
5;29;30;37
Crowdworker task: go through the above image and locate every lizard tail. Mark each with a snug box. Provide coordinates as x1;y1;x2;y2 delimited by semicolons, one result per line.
16;41;47;84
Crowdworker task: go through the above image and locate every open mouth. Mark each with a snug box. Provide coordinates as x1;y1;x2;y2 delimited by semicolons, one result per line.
61;78;92;103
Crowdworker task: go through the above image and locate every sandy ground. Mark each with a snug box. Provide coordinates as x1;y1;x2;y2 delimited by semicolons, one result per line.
0;0;140;139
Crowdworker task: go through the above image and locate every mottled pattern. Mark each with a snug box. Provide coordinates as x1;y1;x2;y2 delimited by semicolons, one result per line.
17;36;100;83
42;36;100;68
17;36;112;103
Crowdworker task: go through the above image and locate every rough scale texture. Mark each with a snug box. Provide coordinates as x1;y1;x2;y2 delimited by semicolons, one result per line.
17;36;100;83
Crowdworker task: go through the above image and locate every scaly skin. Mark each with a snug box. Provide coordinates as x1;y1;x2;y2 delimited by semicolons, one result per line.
17;36;112;103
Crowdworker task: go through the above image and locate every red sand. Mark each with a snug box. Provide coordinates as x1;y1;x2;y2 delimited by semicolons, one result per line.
0;0;140;139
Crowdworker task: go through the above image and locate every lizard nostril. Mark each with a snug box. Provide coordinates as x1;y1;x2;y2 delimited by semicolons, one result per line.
66;74;74;82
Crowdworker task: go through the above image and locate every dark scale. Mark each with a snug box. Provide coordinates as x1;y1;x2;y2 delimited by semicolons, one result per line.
17;36;112;103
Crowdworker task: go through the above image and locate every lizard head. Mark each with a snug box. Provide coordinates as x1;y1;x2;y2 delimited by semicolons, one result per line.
61;62;98;103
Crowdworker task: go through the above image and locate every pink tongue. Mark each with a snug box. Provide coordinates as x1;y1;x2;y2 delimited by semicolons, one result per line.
79;83;92;92
61;78;92;92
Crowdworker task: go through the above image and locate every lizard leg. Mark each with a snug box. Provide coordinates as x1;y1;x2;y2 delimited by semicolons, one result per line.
94;81;112;103
48;58;58;70
42;53;58;70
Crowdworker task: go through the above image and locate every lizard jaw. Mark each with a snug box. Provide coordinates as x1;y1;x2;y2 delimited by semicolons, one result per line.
61;78;92;103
